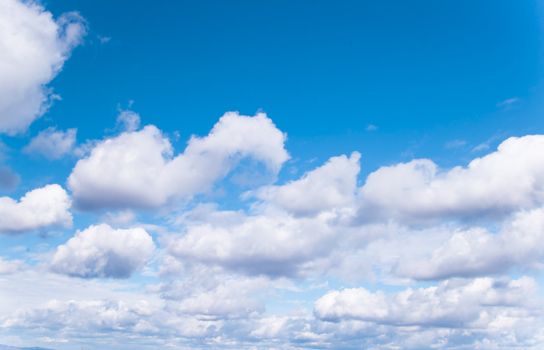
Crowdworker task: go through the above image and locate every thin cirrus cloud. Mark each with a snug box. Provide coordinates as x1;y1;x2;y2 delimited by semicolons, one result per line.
0;184;72;234
0;0;85;134
68;112;289;210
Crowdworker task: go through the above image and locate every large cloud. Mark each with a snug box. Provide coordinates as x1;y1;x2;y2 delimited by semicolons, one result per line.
51;224;155;278
360;135;544;222
168;211;336;277
395;208;544;280
0;184;72;233
167;152;363;277
68;112;289;209
314;277;537;328
0;0;85;134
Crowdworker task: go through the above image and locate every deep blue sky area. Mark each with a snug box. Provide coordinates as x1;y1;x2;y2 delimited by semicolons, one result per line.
32;1;541;172
3;0;541;189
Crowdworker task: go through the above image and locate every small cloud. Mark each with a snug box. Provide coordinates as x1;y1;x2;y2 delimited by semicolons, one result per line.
98;35;111;44
23;127;77;160
103;210;136;226
445;139;466;149
116;110;141;132
472;142;490;152
366;124;378;131
497;97;520;110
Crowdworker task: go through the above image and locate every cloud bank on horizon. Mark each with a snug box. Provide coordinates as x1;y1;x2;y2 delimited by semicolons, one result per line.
1;0;544;349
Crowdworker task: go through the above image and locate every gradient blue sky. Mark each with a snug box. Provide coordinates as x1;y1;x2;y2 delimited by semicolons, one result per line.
1;1;544;349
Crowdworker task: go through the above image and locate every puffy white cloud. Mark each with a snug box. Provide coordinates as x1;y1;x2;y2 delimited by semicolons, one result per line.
168;211;338;277
167;152;365;277
0;0;85;134
396;208;544;280
0;184;72;233
51;224;155;278
360;135;544;222
255;152;361;216
23;127;77;159
314;277;538;328
68;112;289;209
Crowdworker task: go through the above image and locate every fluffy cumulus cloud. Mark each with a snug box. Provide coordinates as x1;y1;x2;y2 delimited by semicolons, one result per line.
167;152;364;277
0;0;85;134
255;152;361;216
68;112;289;209
166;203;353;277
51;224;155;278
359;135;544;222
23;127;77;159
0;184;72;233
396;208;544;280
314;277;538;328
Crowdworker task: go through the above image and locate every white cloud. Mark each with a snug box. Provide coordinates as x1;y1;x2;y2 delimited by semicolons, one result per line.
360;135;544;222
166;153;368;277
0;258;23;275
315;277;538;328
168;275;269;319
68;112;289;209
0;184;72;233
396;208;544;280
0;0;85;134
116;110;140;132
168;210;339;277
51;224;155;278
23;127;77;159
255;152;360;216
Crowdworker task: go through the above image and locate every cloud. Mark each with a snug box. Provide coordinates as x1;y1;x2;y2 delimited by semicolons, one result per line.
444;139;466;149
159;273;271;319
315;277;537;328
255;152;361;216
396;208;544;280
51;224;155;278
168;211;337;277
0;258;23;275
0;184;72;233
116;110;140;132
497;97;520;109
359;135;544;222
68;112;289;210
0;0;85;134
23;127;77;159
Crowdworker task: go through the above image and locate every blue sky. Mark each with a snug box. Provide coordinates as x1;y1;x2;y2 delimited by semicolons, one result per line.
1;1;544;349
